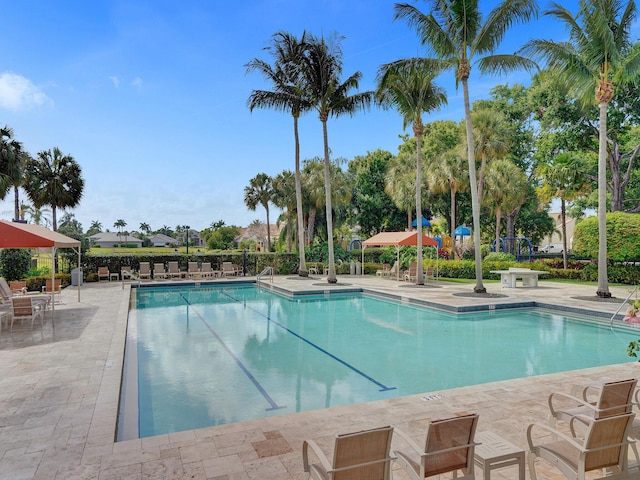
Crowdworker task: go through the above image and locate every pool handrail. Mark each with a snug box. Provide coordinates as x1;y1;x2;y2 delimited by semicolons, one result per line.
257;266;273;285
610;285;638;329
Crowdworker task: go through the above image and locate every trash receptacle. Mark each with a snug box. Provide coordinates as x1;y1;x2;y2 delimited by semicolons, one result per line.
355;261;361;276
71;267;83;286
350;260;355;275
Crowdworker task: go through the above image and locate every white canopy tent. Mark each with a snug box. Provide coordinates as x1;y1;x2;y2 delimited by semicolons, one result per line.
0;221;82;326
361;231;438;281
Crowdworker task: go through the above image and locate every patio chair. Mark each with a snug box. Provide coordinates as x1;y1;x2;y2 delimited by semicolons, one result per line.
187;262;200;280
302;425;395;480
138;262;151;280
9;280;27;294
121;265;134;280
10;296;45;331
308;263;319;275
548;378;637;428
200;262;216;279
222;262;238;277
153;263;167;280
393;413;479;480
527;412;635;480
403;262;417;282
98;266;109;281
45;279;62;304
376;263;391;277
168;261;185;279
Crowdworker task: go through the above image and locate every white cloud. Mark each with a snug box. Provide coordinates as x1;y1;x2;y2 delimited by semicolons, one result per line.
109;76;120;88
131;77;144;91
0;72;53;111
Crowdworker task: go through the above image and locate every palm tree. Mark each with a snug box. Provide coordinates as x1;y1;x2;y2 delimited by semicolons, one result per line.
246;31;313;275
114;219;127;244
386;151;417;229
244;173;274;251
139;222;151;235
522;0;639;296
23;147;84;231
427;148;469;253
395;0;538;292
377;61;447;285
0;126;27;221
302;158;326;245
536;153;591;269
303;33;374;283
271;170;297;252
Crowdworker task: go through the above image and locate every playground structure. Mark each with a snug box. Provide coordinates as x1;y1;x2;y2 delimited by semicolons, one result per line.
491;237;534;262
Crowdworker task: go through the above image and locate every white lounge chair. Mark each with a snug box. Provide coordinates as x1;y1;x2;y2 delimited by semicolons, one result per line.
138;262;151;280
168;261;185;279
200;262;216;279
222;262;238;277
187;262;201;279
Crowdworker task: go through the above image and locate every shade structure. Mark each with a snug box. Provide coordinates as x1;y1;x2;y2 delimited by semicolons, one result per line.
411;216;431;228
454;225;471;236
0;220;82;326
362;232;438;280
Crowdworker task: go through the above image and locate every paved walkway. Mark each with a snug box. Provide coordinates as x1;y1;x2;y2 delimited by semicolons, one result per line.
0;275;638;479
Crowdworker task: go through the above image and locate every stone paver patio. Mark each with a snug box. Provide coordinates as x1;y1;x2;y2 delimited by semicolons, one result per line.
0;275;638;479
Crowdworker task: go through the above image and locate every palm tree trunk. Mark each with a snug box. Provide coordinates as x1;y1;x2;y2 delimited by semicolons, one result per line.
265;207;271;252
415;125;424;286
13;186;19;221
322;119;337;283
52;207;57;231
495;206;502;252
308;208;316;246
561;198;568;270
450;187;456;255
477;152;487;209
596;101;610;297
462;78;486;293
294;115;308;276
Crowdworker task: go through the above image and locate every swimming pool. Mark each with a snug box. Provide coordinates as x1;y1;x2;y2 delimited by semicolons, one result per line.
117;284;637;440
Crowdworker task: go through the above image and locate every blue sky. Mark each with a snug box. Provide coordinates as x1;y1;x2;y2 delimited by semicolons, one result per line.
0;0;593;233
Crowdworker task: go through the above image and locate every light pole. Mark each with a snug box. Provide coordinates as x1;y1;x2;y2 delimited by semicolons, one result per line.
185;225;190;255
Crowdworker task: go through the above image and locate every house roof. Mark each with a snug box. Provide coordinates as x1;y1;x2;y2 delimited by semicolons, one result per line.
150;234;177;243
89;232;142;243
0;220;80;248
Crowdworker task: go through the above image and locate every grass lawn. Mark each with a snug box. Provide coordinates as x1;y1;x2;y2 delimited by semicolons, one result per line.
88;247;214;255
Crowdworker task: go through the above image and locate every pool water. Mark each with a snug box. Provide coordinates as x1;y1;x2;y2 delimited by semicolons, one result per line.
119;284;637;439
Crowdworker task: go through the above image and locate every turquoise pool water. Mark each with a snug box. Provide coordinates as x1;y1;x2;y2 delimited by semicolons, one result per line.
118;284;637;439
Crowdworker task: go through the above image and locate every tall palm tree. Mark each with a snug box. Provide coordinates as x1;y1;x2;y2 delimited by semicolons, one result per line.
244;173;274;251
114;219;127;244
23;147;84;231
0;126;27;221
303;33;374;283
301;158;326;246
246;31;313;275
521;0;639;296
377;61;447;285
395;0;538;292
536;153;591;269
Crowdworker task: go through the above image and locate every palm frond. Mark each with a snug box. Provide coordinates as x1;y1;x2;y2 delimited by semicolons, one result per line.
477;54;539;76
476;0;538;54
394;2;458;58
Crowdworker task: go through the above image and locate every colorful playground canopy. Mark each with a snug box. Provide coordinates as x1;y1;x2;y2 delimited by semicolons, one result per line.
362;231;438;248
411;216;431;227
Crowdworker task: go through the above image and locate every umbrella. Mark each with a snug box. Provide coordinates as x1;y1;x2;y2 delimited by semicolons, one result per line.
454;225;471;236
411;216;431;227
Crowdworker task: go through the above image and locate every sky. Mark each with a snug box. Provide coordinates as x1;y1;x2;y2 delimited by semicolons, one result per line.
0;0;604;234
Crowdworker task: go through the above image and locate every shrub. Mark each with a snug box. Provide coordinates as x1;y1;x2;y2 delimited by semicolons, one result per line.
573;212;640;261
0;248;32;281
484;252;516;262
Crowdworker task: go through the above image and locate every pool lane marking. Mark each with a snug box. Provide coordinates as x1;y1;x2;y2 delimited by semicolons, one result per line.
221;290;396;393
180;293;286;412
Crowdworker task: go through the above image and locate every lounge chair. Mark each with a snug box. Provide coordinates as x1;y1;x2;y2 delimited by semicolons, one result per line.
168;261;185;279
548;378;637;428
527;412;635;480
200;262;216;279
222;262;238;277
381;261;399;280
393;413;479;480
187;262;201;280
0;278;49;310
302;425;395;480
10;296;45;331
98;266;109;282
308;263;319;275
376;263;391;277
138;262;151;280
153;263;167;280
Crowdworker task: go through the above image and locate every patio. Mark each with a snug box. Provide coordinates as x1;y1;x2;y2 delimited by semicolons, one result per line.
0;276;638;479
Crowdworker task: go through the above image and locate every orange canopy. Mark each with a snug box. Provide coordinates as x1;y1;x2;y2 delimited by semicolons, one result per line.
362;231;438;248
0;220;80;248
